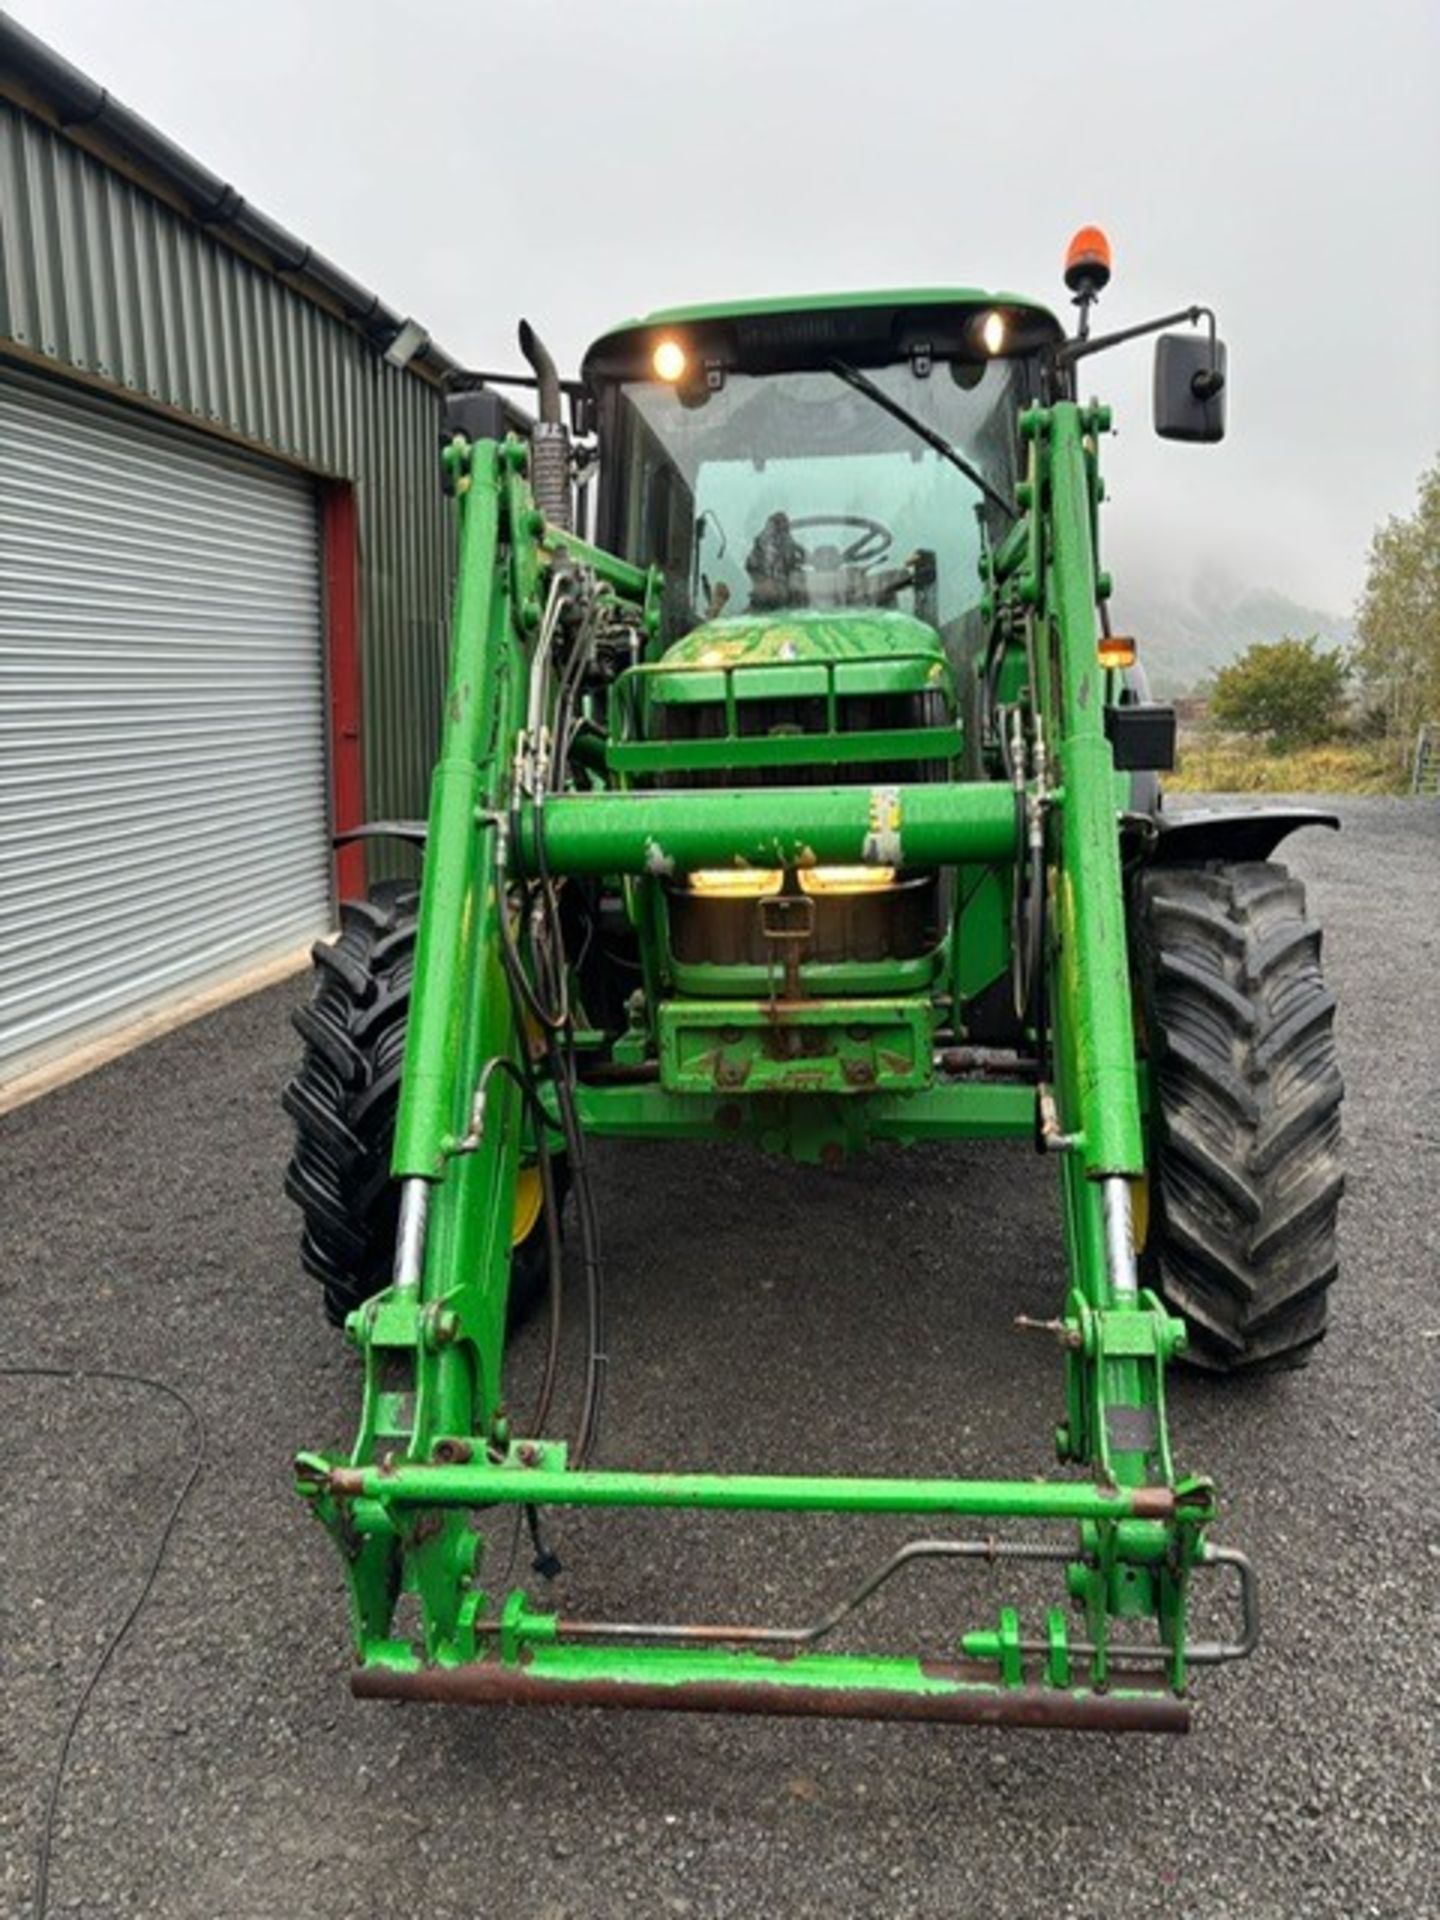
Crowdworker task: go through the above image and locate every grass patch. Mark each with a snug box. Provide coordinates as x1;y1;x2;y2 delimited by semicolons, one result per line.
1168;735;1405;795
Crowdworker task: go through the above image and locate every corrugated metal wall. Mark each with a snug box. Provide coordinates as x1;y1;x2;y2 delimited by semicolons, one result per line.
0;98;453;848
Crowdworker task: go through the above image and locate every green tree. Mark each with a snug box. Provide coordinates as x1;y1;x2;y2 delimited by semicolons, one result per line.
1354;456;1440;760
1210;636;1348;750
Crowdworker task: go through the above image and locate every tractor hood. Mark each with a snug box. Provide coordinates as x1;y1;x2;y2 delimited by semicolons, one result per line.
650;607;953;706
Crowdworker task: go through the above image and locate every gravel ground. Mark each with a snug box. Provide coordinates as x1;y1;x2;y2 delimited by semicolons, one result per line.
3;796;1436;1920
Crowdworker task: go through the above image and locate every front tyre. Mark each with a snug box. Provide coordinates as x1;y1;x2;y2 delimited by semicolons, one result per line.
283;883;558;1328
1131;859;1344;1372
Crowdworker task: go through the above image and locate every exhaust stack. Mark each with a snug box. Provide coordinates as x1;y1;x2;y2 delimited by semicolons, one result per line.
518;319;571;532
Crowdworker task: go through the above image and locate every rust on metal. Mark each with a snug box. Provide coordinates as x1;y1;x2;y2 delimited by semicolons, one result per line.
553;1618;806;1647
934;1046;1038;1079
351;1662;1191;1732
1013;1313;1084;1350
579;1060;661;1084
1128;1487;1176;1520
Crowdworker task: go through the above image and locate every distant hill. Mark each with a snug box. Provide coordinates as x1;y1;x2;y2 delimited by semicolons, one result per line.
1107;580;1354;698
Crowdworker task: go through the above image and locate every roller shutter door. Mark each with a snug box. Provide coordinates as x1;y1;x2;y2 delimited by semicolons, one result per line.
0;367;332;1084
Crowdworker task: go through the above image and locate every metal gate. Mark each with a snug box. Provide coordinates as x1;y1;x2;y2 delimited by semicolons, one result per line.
0;366;332;1083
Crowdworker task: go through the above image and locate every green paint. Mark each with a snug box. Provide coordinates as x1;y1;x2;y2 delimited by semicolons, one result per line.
650;608;949;693
327;1458;1172;1521
474;1639;1170;1710
515;783;1017;874
607;725;959;778
608;614;957;776
547;1076;1037;1146
658;995;934;1097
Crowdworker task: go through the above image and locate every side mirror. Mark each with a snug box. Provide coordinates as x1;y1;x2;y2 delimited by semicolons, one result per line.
1154;333;1227;443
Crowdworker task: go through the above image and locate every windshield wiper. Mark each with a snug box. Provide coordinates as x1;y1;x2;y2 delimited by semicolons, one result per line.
827;359;1017;521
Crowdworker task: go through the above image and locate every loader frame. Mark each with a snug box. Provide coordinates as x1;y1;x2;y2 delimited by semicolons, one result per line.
296;391;1257;1732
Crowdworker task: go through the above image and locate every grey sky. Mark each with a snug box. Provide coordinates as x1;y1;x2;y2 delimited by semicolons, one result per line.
14;0;1439;617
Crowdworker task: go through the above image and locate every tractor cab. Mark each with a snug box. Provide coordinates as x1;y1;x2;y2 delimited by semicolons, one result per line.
582;292;1064;647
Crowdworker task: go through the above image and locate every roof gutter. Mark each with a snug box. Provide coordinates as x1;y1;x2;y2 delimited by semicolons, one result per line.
0;11;459;386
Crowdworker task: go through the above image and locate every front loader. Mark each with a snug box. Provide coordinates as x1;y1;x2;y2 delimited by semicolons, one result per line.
287;231;1344;1731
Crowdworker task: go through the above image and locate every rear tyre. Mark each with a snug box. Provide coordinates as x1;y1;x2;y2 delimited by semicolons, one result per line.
1131;859;1344;1372
284;882;558;1328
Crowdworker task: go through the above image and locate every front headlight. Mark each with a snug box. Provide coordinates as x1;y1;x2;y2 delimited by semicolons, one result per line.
686;868;784;898
797;866;897;896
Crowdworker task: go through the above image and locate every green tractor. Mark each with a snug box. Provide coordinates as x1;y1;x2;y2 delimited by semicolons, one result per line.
287;231;1343;1730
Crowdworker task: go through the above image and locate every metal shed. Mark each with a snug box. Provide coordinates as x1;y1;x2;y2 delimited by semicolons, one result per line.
0;17;462;1091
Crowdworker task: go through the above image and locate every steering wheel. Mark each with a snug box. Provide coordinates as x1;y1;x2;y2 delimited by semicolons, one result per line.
787;513;894;571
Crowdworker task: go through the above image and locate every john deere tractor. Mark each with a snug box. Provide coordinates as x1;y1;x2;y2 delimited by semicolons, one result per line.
287;232;1343;1730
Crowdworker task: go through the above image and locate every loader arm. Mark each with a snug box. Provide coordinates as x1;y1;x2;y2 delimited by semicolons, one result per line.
296;400;1256;1730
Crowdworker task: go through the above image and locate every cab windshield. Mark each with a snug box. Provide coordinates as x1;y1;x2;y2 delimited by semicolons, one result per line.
607;359;1023;637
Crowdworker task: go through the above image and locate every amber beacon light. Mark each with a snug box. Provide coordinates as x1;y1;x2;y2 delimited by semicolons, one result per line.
1064;226;1113;294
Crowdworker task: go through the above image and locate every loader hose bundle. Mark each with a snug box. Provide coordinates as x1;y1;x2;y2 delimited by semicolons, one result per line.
999;704;1047;1036
499;566;609;1466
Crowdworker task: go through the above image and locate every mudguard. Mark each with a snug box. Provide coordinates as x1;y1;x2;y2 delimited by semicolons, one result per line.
1145;806;1339;866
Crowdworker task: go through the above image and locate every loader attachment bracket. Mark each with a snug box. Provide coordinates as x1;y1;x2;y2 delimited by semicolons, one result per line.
297;1442;1255;1730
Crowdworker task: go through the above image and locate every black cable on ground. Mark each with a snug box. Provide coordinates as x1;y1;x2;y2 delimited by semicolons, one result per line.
0;1366;206;1920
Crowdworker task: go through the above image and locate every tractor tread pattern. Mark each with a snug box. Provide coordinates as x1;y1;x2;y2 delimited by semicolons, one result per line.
1134;858;1343;1371
283;882;419;1326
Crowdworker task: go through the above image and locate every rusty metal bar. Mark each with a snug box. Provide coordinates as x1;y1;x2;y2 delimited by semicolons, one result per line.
351;1660;1190;1732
